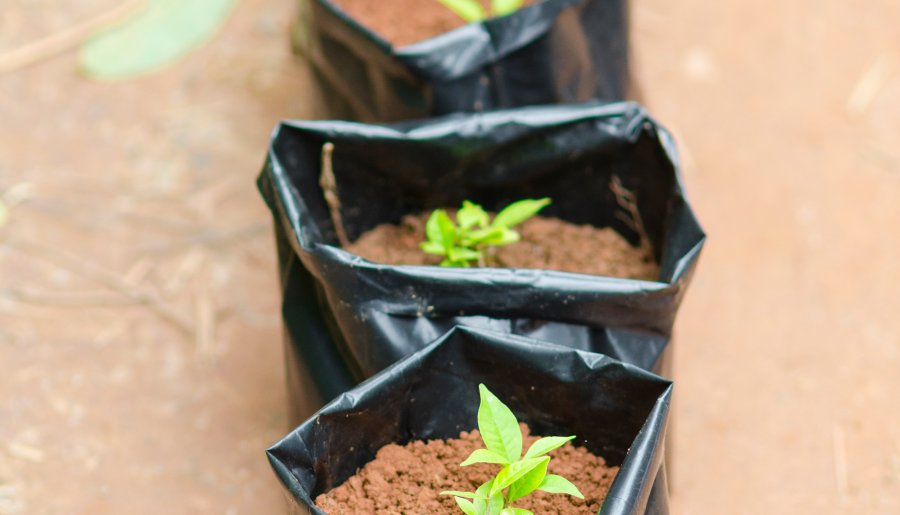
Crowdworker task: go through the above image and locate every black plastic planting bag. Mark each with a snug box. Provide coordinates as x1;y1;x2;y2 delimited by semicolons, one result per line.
258;101;704;423
294;0;632;122
267;327;673;514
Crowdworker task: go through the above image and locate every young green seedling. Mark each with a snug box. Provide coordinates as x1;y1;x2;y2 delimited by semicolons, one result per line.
441;384;584;515
438;0;524;23
420;198;550;267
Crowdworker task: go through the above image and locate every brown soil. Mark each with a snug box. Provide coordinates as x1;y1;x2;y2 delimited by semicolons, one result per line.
315;424;618;514
346;212;659;280
331;0;536;47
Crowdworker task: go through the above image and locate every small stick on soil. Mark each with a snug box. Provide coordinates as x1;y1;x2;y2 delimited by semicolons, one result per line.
319;142;351;247
5;287;142;307
833;424;850;500
5;237;193;337
135;222;268;257
194;279;216;358
609;175;653;260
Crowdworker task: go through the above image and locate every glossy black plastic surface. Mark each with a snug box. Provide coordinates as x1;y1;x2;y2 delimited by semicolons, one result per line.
294;0;632;121
267;326;673;514
257;101;704;424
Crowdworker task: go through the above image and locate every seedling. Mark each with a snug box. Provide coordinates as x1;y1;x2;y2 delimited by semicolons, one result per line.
420;198;550;267
441;384;584;515
439;0;524;23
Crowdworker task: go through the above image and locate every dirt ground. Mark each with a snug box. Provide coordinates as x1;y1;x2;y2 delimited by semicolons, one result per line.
0;0;897;514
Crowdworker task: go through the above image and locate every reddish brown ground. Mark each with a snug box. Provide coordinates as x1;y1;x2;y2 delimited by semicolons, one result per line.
346;212;658;280
1;0;899;514
315;424;617;514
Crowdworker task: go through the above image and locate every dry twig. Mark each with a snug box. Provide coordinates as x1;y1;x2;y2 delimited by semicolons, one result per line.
5;237;193;337
319;142;351;247
609;175;653;260
0;1;145;74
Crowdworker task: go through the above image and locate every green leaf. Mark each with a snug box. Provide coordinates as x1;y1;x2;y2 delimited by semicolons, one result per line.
440;491;478;499
477;384;522;463
436;209;458;249
490;457;549;497
420;241;448;256
438;0;487;22
457;201;489;229
461;448;510;467
473;479;503;514
448;247;482;264
523;436;575;459
475;479;494;497
465;225;505;245
491;0;523;17
454;497;476;515
79;0;237;79
492;198;551;229
506;455;549;502
500;509;534;515
537;474;584;499
473;227;519;246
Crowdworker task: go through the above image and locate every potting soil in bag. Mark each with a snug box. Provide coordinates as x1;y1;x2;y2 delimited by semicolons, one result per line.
294;0;633;122
267;326;673;514
257;101;704;424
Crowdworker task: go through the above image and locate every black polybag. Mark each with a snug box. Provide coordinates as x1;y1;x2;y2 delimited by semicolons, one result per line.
267;326;673;514
257;101;704;424
294;0;632;122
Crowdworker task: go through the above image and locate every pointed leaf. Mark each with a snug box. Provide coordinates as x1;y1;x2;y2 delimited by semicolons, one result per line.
477;384;522;462
436;210;458;249
501;509;534;515
488;491;504;513
506;455;549;502
452;496;476;515
438;0;487;22
461;448;510;467
474;479;502;514
490;457;549;497
80;0;237;79
523;436;575;459
537;474;584;499
425;209;445;245
420;241;448;256
476;227;519;246
491;0;523;17
465;225;505;245
454;497;477;515
457;200;489;229
475;479;494;497
492;198;551;229
448;247;482;263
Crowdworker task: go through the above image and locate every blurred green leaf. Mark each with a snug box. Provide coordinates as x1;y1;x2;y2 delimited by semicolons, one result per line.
493;198;551;229
439;0;486;22
79;0;237;79
492;0;523;17
537;474;584;499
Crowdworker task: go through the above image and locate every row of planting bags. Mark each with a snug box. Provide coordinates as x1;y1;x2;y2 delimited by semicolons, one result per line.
259;1;705;513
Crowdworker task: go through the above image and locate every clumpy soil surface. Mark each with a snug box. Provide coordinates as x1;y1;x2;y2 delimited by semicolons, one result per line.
331;0;537;47
346;212;659;280
315;424;618;514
